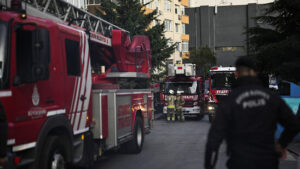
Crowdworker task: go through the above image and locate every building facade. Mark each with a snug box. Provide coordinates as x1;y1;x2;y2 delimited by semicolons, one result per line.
190;0;274;7
186;3;271;66
142;0;190;64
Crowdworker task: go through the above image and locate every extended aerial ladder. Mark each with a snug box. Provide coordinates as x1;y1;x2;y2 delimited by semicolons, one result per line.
1;0;151;77
1;0;126;39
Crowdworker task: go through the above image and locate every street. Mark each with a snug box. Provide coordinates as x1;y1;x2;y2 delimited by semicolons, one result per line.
92;115;298;169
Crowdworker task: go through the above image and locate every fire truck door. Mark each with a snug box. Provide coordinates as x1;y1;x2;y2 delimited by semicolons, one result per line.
62;32;91;133
12;22;54;128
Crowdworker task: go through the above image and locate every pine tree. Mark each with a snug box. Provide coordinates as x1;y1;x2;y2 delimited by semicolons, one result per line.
248;0;300;82
95;0;176;77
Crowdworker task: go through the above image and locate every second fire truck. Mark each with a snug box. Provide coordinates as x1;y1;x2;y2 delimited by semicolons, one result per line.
162;64;205;119
207;66;236;122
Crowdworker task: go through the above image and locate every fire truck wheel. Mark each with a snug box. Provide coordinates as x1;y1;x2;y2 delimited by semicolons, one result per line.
40;136;70;169
124;116;144;154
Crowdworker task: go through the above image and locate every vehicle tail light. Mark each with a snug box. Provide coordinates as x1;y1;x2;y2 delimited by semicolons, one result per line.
14;156;21;164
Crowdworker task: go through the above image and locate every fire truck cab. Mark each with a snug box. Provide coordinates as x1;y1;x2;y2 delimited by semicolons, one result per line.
207;66;236;122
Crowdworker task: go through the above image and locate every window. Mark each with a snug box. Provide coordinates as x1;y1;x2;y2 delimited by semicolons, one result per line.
175;5;179;14
164;0;171;12
182;24;186;34
182;42;189;52
16;28;50;83
175;23;179;32
65;39;81;76
164;19;172;31
215;46;245;52
181;6;185;15
166;59;173;66
0;21;8;84
176;42;181;51
153;0;159;10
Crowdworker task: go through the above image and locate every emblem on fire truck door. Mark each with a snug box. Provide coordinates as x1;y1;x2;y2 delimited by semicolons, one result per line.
32;85;40;106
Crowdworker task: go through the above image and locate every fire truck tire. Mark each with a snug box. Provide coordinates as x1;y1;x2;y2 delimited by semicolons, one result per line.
124;116;144;154
40;136;71;169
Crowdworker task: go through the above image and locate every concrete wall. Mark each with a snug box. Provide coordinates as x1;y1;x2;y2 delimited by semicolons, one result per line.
186;3;270;66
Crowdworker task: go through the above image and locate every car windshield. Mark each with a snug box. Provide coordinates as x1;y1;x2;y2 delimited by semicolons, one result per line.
165;81;198;94
211;72;235;90
0;21;8;80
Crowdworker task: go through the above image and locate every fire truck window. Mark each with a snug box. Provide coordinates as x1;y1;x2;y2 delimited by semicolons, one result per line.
16;29;35;83
65;39;81;76
0;21;8;87
211;73;235;89
165;82;199;94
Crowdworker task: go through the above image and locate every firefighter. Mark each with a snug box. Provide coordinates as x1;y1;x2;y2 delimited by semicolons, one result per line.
175;92;185;121
205;56;300;169
0;102;8;167
165;90;176;121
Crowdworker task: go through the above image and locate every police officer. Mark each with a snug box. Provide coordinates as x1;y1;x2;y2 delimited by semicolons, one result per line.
205;56;300;169
175;92;185;121
165;90;176;121
0;102;8;167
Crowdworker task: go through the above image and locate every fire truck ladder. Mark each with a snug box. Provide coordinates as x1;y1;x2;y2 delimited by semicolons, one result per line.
1;0;127;37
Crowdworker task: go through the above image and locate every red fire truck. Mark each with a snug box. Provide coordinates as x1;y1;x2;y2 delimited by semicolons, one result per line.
162;64;205;119
207;66;236;122
0;0;153;168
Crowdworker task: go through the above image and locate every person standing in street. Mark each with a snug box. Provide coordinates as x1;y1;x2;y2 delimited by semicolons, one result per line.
165;90;176;121
0;102;8;167
205;56;300;169
175;92;185;121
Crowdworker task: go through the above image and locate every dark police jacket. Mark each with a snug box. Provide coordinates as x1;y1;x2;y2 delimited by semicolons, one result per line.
205;76;300;169
0;102;7;158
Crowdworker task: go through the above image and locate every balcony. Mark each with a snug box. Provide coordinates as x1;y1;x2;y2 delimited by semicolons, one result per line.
182;52;190;59
181;34;189;41
181;15;189;24
180;0;189;7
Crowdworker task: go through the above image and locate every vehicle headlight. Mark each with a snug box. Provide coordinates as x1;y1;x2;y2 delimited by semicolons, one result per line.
207;106;215;110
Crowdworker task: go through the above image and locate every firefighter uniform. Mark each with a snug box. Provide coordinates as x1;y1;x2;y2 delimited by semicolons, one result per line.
205;60;300;169
0;102;7;166
165;90;176;121
175;94;185;121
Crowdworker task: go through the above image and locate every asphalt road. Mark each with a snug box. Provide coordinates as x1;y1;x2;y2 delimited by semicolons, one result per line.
92;115;298;169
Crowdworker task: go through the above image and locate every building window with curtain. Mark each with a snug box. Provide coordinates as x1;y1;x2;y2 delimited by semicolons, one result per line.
164;0;171;12
182;24;185;34
164;19;172;31
181;6;185;15
182;42;189;52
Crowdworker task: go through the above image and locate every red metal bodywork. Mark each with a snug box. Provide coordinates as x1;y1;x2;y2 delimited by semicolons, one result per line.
0;10;153;165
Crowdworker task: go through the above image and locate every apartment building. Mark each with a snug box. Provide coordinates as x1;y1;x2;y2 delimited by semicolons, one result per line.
141;0;190;64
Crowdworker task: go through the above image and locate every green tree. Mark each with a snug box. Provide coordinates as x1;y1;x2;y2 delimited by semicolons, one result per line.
183;47;216;76
248;0;300;82
95;0;175;77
